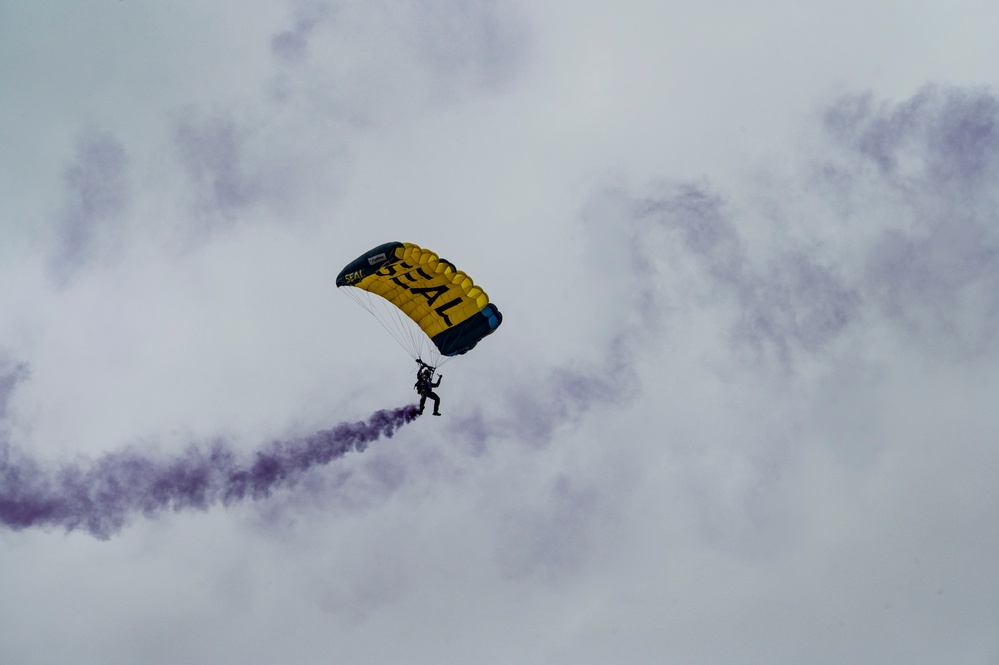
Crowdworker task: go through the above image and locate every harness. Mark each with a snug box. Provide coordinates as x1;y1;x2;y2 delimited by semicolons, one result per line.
415;359;436;394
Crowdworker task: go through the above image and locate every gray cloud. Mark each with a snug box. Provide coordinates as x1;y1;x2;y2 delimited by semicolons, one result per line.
175;112;263;224
631;184;861;365
500;341;639;447
0;355;29;422
409;0;530;92
438;330;640;467
49;130;130;284
267;0;530;117
824;85;999;188
610;87;999;366
270;2;333;65
823;86;999;356
495;473;607;582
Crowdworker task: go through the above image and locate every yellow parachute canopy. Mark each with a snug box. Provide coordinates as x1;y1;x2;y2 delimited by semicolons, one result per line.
337;242;502;365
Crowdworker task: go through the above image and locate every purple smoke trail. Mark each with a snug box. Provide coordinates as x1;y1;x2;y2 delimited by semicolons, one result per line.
0;405;420;540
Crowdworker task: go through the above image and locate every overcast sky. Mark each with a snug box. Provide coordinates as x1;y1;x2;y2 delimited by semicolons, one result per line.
2;1;999;663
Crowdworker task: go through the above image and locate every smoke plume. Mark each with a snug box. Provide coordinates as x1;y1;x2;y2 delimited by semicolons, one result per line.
0;405;420;539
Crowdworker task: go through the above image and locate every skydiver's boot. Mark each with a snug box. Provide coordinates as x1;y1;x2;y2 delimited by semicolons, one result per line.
433;411;442;416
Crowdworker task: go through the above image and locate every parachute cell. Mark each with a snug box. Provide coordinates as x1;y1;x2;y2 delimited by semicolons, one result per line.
337;242;502;365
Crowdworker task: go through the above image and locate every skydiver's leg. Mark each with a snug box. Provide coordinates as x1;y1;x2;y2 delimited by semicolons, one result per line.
428;391;441;416
418;394;427;414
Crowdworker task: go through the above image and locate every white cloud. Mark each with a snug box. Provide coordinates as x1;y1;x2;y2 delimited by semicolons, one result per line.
2;1;999;664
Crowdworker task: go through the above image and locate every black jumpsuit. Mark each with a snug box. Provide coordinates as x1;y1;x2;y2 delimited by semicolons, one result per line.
416;374;442;415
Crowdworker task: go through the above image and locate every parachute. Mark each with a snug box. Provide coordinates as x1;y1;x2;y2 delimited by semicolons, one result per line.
336;242;502;367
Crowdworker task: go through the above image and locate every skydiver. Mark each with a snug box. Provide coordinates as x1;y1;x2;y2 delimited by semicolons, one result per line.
415;363;442;416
